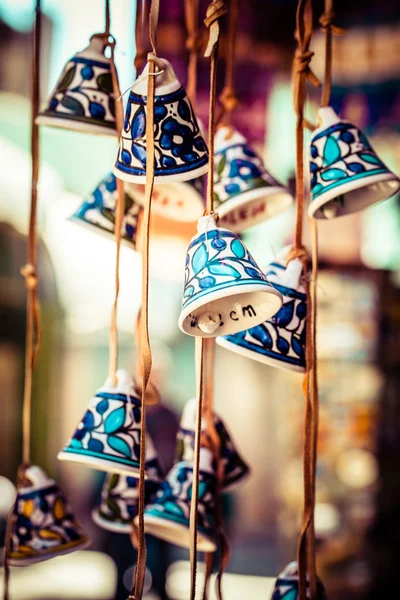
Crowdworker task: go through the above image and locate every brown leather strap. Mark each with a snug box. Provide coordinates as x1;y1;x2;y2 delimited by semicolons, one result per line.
185;0;202;108
105;0;111;37
319;0;345;107
135;0;148;73
202;552;215;600
218;0;240;127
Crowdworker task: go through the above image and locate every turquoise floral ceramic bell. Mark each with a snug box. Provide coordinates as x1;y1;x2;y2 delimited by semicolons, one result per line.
309;107;400;219
176;398;250;490
178;215;283;337
271;562;327;599
92;472;161;534
36;35;116;135
213;126;293;232
217;246;307;372
58;369;161;477
139;447;217;551
113;59;208;184
70;173;141;246
9;465;90;566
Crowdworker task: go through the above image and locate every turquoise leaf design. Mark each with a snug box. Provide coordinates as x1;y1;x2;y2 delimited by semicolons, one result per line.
108;435;131;457
208;261;241;279
320;168;348;181
359;153;383;166
104;406;126;434
282;590;298;600
184;285;195;298
312;183;324;196
323;136;341;166
191;243;208;274
164;501;184;516
198;481;207;498
231;238;245;259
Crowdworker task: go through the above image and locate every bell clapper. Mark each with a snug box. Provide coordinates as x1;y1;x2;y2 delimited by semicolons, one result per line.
197;311;221;333
322;200;340;219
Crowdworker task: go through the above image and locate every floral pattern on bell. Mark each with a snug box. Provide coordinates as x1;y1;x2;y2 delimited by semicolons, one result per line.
9;465;89;566
217;247;307;372
70;172;140;246
36;36;116;134
58;370;156;476
93;472;161;533
213;127;293;232
143;458;217;550
271;562;327;599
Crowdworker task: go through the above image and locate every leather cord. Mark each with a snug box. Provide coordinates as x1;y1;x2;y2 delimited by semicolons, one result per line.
218;0;240;127
135;0;148;73
319;0;344;107
184;0;202;108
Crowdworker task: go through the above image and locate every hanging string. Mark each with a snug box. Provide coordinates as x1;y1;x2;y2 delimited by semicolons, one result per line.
105;0;111;37
217;0;240;128
184;0;203;108
319;0;344;107
135;0;148;73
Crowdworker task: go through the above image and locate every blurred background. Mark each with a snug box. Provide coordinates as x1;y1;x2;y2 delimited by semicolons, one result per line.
0;0;399;598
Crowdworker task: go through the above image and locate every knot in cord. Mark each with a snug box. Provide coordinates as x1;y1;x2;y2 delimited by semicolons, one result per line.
286;245;309;267
21;264;38;290
204;0;227;28
294;49;314;74
147;52;165;71
319;11;345;35
219;87;239;113
186;33;204;54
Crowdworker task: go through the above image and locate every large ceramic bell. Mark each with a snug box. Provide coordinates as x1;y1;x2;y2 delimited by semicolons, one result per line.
70;173;141;247
176;398;249;490
214;126;293;232
178;215;283;337
36;35;116;135
139;447;217;551
92;473;161;534
217;246;307;372
309;107;400;219
58;369;161;477
8;465;90;566
113;58;208;184
271;562;327;599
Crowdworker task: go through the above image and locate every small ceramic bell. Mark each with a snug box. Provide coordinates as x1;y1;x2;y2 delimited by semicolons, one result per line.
178;215;283;337
58;369;161;477
176;398;250;490
8;465;90;566
36;35;116;135
70;173;141;247
309;106;400;219
140;447;217;551
217;246;307;372
92;473;161;534
126;177;205;222
271;562;327;599
113;58;208;184
213;126;293;232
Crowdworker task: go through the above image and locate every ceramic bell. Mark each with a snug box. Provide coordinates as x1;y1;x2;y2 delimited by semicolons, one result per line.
213;126;293;232
271;562;327;599
178;215;283;337
113;58;208;184
309;107;400;219
58;369;161;477
36;35;116;135
176;398;249;490
217;246;307;372
8;465;90;566
140;447;217;551
126;177;205;222
92;472;161;533
70;173;141;247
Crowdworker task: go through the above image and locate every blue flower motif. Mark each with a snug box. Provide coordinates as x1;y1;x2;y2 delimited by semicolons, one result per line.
81;66;94;80
229;158;261;181
159;118;200;163
16;513;33;544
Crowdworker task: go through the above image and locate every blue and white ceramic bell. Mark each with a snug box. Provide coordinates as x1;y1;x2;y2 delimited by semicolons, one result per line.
213;126;293;232
178;215;283;337
70;173;141;247
217;246;307;372
92;472;161;534
271;562;327;599
140;447;217;551
309;107;400;219
113;59;208;184
176;398;250;490
36;35;116;135
58;369;160;477
9;465;90;566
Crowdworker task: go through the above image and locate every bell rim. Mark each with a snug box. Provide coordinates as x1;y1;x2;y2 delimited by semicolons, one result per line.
57;450;144;477
308;170;400;219
92;508;133;534
8;536;91;566
216;334;306;373
216;184;293;232
68;214;138;250
112;161;209;185
139;512;217;552
179;280;283;337
35;113;117;136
